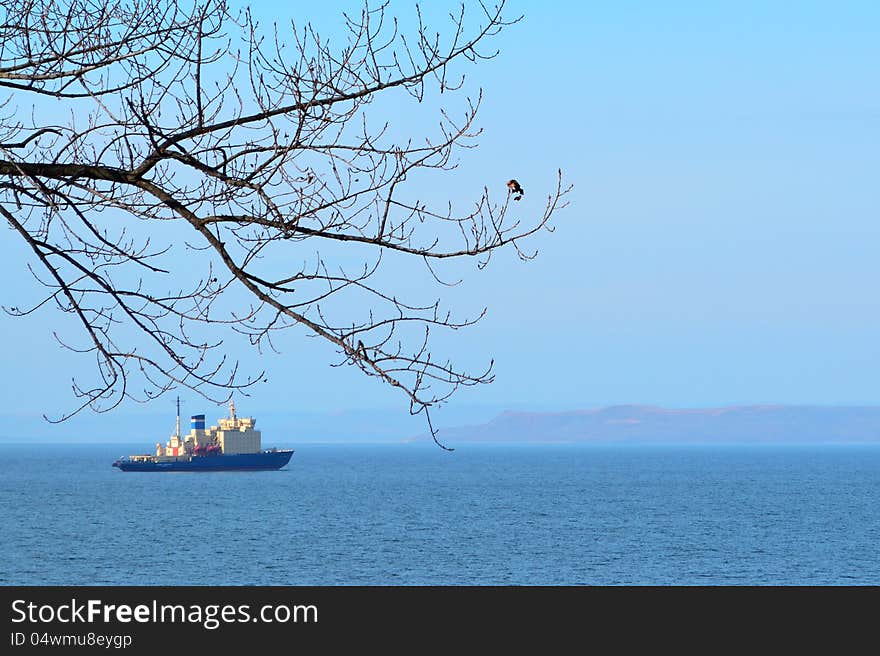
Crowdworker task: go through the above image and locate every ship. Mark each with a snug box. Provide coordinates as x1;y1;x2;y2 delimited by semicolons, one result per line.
112;399;293;472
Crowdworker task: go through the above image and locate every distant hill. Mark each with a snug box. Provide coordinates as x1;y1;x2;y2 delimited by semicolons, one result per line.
414;405;880;444
7;403;880;445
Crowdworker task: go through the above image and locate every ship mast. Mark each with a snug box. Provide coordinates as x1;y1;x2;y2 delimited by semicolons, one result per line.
229;397;236;421
175;396;181;438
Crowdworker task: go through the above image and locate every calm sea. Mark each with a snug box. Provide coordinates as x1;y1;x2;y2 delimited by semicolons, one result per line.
2;443;879;585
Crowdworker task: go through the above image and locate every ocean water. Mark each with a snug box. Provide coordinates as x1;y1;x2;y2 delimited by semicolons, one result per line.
1;443;879;585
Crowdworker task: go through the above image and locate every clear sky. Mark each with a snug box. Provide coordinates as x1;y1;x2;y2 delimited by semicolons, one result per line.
2;0;879;431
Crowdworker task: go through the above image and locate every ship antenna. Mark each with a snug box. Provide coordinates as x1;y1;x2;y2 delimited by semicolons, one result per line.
176;396;181;438
229;397;236;421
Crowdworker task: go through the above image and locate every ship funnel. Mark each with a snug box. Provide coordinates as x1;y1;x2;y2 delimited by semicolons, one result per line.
191;414;206;430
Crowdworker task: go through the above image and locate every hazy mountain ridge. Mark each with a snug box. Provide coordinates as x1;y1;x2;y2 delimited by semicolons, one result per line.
6;404;880;445
418;405;880;444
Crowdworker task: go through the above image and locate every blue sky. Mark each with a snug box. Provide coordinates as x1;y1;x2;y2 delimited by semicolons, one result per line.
2;0;879;432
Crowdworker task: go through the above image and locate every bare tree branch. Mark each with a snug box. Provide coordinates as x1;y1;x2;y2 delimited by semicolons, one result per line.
0;0;571;447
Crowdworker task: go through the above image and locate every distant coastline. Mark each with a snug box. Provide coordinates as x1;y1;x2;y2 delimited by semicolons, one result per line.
6;404;880;445
413;405;880;445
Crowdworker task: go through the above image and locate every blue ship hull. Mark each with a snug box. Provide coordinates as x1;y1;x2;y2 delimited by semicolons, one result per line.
113;449;293;472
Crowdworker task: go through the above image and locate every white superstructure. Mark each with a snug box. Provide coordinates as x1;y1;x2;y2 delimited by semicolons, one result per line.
156;399;262;458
